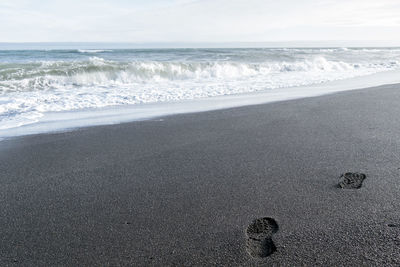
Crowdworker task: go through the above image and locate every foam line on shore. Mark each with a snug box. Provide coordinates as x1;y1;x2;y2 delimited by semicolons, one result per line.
1;69;400;140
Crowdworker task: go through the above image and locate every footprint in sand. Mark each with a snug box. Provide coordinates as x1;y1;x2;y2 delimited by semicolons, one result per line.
245;217;279;258
338;172;366;189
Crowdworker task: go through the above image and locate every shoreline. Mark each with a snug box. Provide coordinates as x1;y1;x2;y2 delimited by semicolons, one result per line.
2;69;400;141
1;84;400;265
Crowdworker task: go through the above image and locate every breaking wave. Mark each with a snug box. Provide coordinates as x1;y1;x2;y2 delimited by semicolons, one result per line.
1;56;398;93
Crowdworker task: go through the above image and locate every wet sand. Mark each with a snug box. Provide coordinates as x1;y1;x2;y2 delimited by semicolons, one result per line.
1;84;400;266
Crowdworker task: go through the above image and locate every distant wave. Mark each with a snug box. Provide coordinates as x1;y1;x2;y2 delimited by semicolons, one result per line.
77;49;112;53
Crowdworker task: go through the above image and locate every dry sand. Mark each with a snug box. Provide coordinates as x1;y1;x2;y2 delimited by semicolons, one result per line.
1;84;400;266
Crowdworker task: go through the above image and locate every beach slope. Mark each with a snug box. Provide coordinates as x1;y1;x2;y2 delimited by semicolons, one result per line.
1;84;400;266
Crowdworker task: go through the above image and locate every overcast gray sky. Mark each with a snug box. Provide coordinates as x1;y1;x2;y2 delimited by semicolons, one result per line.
1;0;399;44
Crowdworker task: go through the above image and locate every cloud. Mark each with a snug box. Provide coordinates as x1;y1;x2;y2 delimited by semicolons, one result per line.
0;0;399;42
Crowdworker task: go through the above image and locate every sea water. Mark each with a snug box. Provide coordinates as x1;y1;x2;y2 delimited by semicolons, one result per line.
1;45;400;138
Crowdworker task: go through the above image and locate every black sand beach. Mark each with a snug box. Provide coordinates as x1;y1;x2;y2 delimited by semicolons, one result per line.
1;84;400;266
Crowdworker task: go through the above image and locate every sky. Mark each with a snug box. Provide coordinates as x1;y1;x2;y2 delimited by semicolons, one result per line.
0;0;400;45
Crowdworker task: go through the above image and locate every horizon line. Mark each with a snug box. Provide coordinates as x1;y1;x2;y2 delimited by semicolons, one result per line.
1;41;400;49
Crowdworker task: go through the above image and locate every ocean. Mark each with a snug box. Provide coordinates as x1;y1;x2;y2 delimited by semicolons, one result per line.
1;45;400;138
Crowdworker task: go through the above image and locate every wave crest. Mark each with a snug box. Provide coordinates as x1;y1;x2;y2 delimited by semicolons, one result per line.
1;56;397;93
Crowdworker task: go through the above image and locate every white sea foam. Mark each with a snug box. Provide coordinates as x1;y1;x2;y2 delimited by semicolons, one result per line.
2;69;400;140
